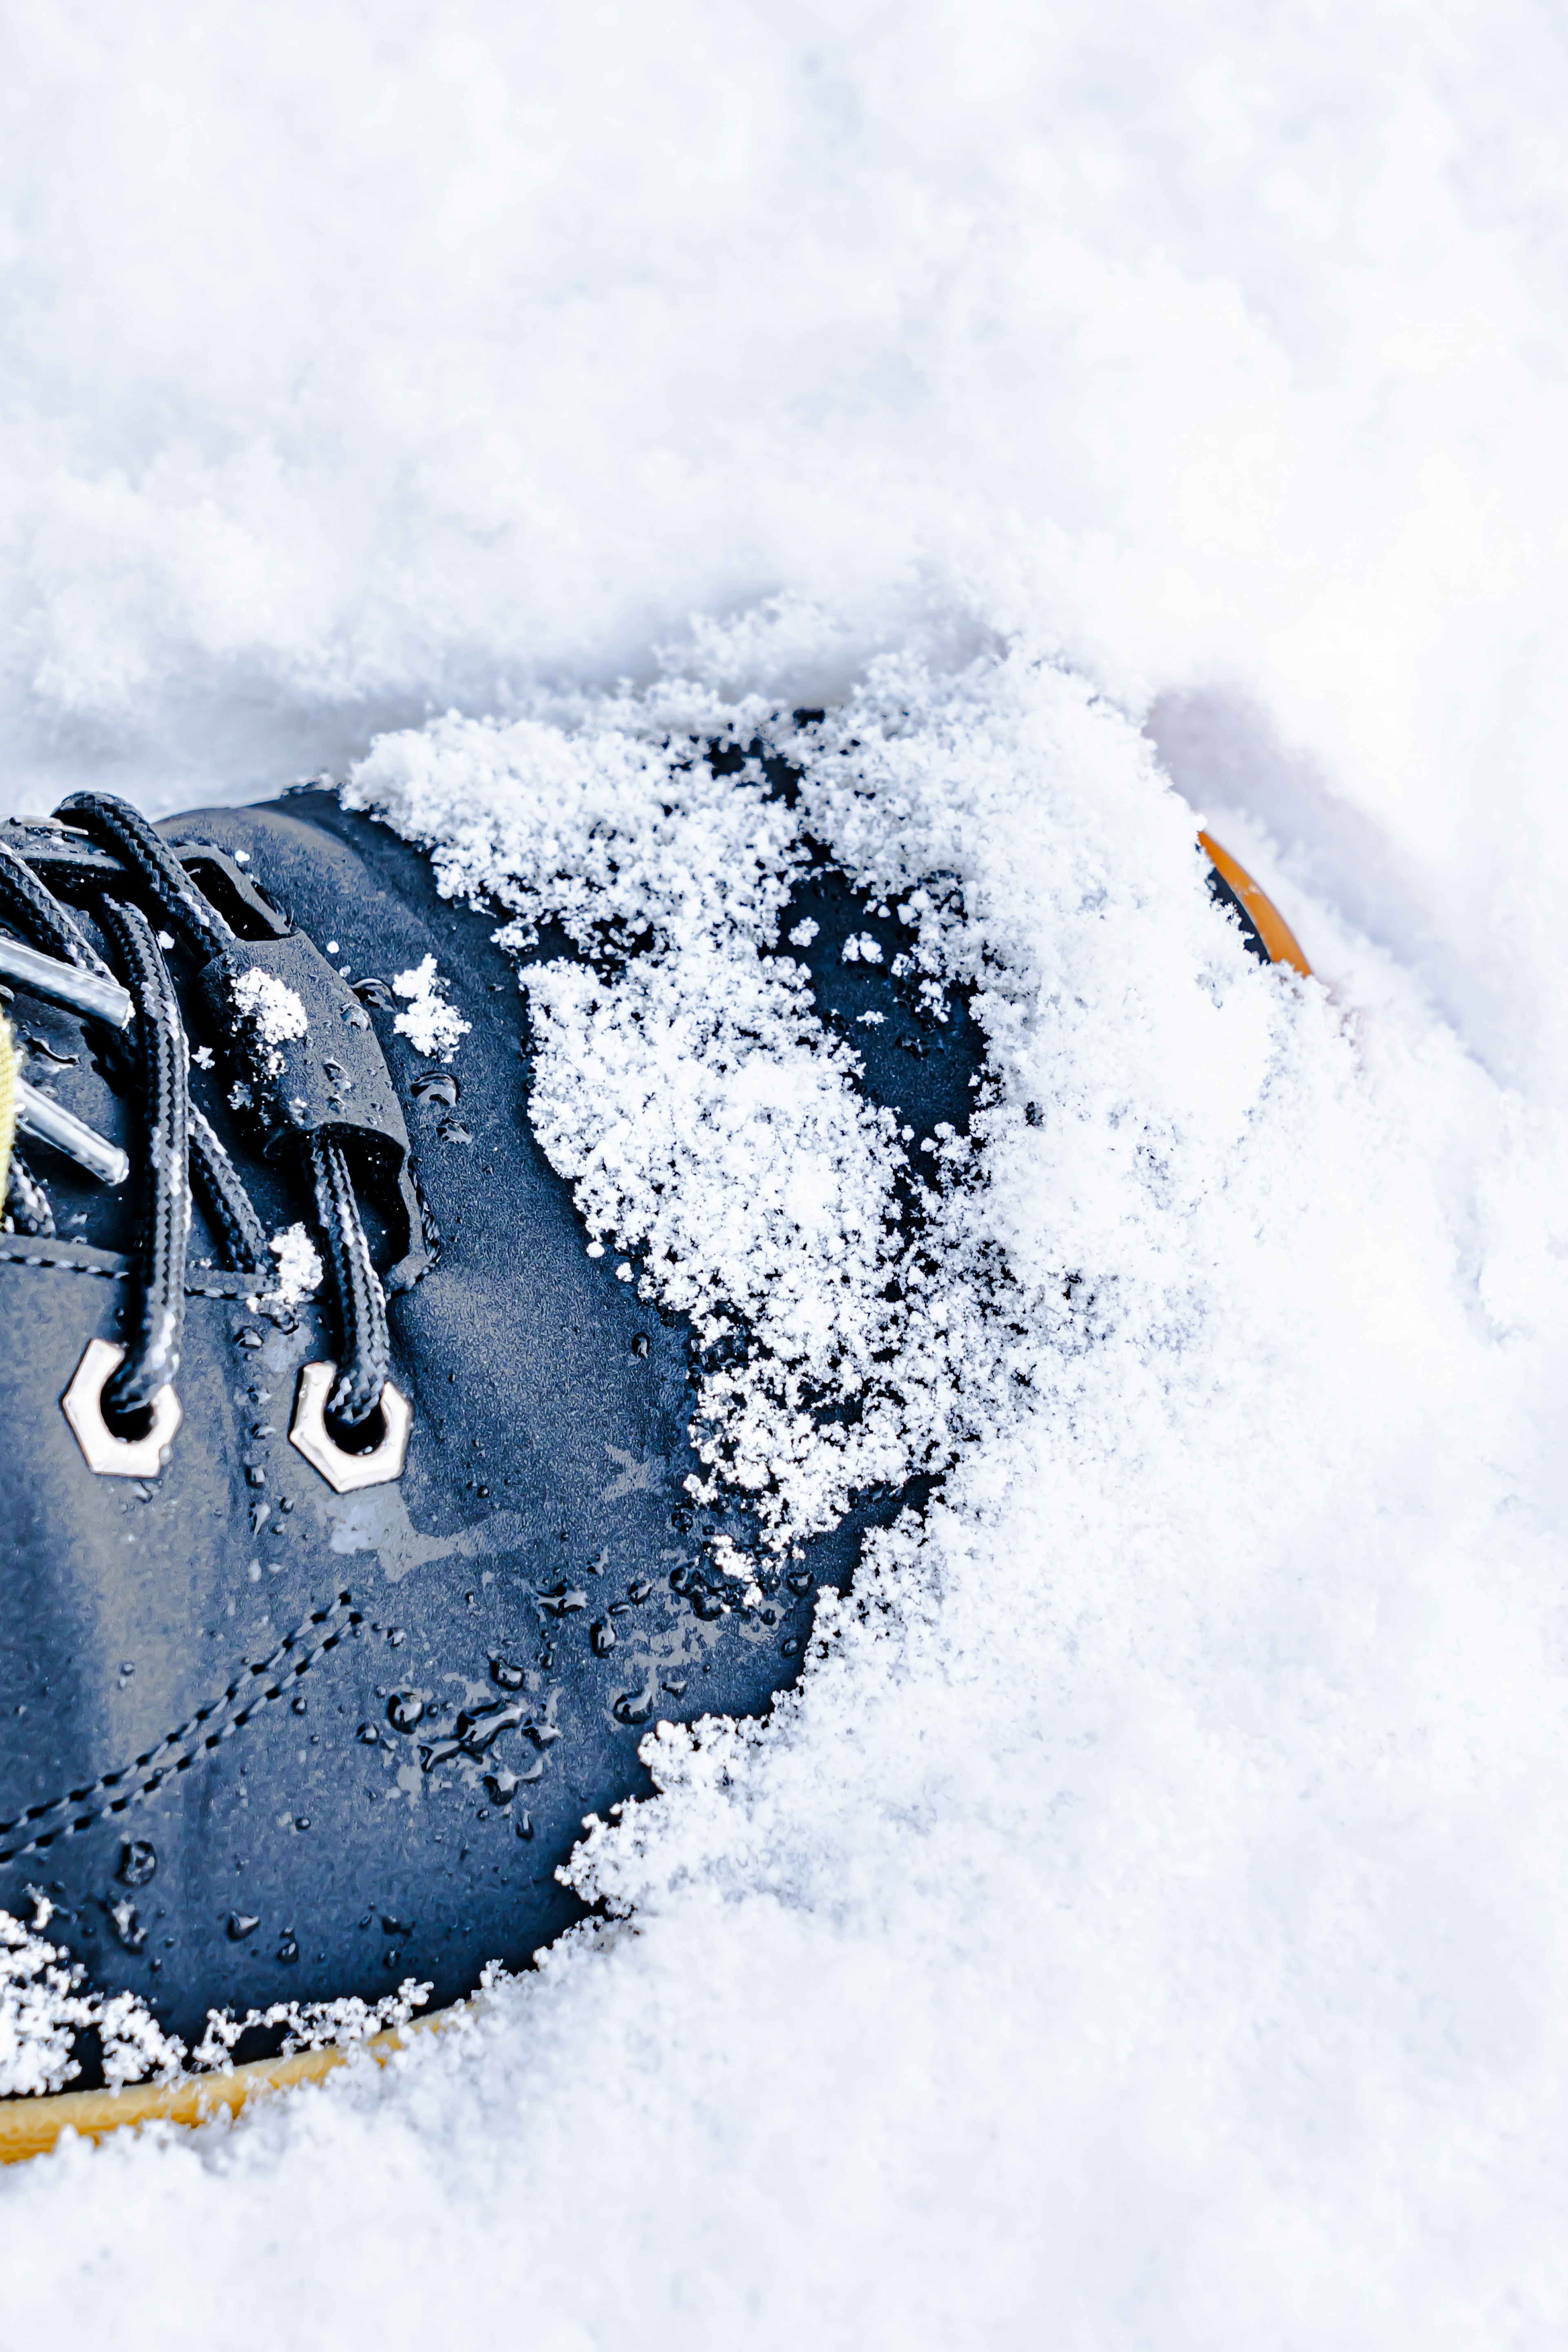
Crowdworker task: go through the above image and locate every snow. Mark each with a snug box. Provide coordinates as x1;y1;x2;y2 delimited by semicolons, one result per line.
229;967;308;1076
229;970;306;1047
389;955;470;1061
0;1880;430;2096
5;5;1568;2347
353;699;1000;1553
0;1898;185;2098
266;1223;323;1307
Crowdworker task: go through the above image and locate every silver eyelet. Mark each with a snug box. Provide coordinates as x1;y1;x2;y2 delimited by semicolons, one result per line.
288;1362;412;1493
62;1338;182;1477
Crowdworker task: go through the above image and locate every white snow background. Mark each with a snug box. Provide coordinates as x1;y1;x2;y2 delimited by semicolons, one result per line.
5;4;1568;2343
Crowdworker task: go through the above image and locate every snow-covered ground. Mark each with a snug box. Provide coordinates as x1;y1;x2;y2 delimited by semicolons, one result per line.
7;5;1568;2343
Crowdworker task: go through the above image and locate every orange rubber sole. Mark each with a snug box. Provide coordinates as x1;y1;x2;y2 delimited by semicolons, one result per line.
0;2002;472;2163
1200;832;1310;976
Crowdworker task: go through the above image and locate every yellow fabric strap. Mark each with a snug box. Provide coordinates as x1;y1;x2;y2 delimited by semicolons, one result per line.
0;1011;16;1209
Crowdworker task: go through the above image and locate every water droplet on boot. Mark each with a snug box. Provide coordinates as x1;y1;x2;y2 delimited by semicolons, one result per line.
515;1811;534;1841
451;1696;531;1757
387;1691;425;1733
117;1838;157;1888
410;1070;460;1106
631;1333;650;1359
277;1934;299;1965
614;1689;655;1726
590;1621;615;1655
291;1694;307;1715
228;1912;261;1941
490;1655;525;1691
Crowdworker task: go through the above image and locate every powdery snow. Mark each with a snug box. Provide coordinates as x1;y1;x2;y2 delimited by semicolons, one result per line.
0;1887;430;2096
265;1222;323;1307
229;967;308;1076
389;955;470;1061
229;969;307;1047
4;8;1568;2350
0;1898;185;2098
351;695;993;1554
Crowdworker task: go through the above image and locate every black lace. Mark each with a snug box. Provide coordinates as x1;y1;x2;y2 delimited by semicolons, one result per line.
90;894;192;1424
1;795;391;1438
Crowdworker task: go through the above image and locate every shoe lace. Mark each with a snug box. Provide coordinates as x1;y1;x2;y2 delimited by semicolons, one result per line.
0;793;395;1443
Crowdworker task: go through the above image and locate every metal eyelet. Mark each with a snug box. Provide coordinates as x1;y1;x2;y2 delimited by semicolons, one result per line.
288;1362;412;1493
62;1338;182;1477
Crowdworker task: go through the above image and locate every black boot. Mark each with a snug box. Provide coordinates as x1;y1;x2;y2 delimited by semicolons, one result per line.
0;779;985;2096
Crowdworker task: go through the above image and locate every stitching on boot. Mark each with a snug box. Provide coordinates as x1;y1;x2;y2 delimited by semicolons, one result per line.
0;1238;277;1296
0;1589;361;1863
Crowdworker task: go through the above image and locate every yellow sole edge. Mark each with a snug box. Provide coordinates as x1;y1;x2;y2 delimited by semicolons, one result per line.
1199;832;1312;977
0;1998;471;2163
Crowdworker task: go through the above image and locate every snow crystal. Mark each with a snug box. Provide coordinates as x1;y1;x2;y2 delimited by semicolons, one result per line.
2;1892;429;2099
0;1901;95;2099
390;955;470;1061
0;1900;184;2097
230;968;308;1076
191;1980;431;2072
267;1222;324;1305
231;968;307;1048
350;700;990;1553
95;1992;187;2096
